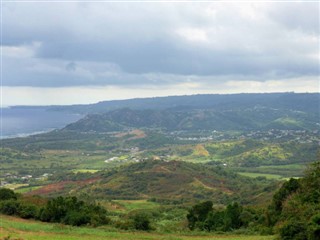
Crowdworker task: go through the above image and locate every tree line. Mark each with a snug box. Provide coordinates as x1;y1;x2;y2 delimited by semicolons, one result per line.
0;190;109;226
187;160;320;239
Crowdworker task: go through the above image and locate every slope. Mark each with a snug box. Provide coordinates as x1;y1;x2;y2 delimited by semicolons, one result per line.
29;160;278;205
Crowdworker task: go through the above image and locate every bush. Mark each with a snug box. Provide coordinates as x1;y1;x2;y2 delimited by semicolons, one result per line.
63;211;90;226
0;189;17;201
308;214;320;240
38;207;51;222
279;220;308;240
38;196;109;226
187;201;213;230
131;212;152;231
18;203;38;219
223;202;243;231
114;219;134;230
0;200;20;215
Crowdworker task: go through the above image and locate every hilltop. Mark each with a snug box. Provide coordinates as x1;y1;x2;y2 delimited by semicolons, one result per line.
28;160;277;205
50;93;319;114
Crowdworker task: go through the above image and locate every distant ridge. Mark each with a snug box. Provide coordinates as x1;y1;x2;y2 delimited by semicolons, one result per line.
50;92;319;114
62;93;319;132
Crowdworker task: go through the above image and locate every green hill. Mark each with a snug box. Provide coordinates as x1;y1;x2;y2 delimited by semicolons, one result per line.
63;105;319;133
51;93;320;115
30;160;277;205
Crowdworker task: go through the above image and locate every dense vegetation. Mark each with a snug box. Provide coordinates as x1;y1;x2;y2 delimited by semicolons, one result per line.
28;93;317;134
186;160;320;239
1;160;319;239
24;160;277;205
271;161;320;239
63;106;318;132
0;189;109;226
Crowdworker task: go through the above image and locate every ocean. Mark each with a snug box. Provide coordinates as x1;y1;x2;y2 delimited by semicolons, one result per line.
0;107;83;139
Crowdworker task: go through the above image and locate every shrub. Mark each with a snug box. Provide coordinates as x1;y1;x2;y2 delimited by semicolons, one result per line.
308;214;320;240
187;201;213;230
279;220;308;240
131;212;151;231
38;196;109;226
63;211;90;226
114;219;134;230
0;200;20;215
18;203;38;219
223;202;243;231
0;189;17;201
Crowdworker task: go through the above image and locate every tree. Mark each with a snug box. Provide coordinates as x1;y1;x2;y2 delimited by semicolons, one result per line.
272;178;300;213
18;203;38;219
132;212;151;231
38;196;108;226
0;200;19;215
279;220;308;240
187;201;213;230
204;210;224;231
0;188;17;201
63;211;90;226
276;161;320;240
223;202;243;231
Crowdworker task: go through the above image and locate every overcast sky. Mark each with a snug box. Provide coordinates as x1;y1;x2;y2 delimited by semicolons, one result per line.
1;1;319;106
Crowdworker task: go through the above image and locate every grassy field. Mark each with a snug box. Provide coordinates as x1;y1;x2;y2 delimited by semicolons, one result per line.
112;200;160;212
0;215;275;240
72;169;100;173
15;186;42;194
258;163;306;170
237;172;283;180
1;184;29;190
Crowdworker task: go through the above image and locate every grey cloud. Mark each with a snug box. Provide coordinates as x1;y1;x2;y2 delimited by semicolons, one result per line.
66;62;77;72
267;2;319;34
2;2;319;88
35;39;318;77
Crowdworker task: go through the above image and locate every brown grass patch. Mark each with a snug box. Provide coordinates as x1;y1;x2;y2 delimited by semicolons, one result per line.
114;129;146;140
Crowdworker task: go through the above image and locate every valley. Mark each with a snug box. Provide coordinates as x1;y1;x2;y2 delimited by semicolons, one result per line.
2;1;319;238
0;93;319;239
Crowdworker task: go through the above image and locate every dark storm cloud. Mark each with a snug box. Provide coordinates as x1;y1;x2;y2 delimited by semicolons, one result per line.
2;2;319;87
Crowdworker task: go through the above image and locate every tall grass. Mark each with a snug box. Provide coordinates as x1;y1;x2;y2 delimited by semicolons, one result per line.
0;215;275;240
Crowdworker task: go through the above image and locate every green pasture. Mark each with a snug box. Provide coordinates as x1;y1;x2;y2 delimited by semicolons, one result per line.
0;215;275;240
237;172;282;180
15;186;42;194
112;200;160;212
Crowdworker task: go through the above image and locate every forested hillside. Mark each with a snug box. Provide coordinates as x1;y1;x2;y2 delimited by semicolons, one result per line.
61;93;319;132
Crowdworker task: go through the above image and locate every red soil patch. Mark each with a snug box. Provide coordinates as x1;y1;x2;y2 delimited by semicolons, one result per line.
26;178;100;196
114;129;146;140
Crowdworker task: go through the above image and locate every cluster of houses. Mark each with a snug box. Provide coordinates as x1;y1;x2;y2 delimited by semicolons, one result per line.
171;129;319;143
0;173;52;188
242;129;319;143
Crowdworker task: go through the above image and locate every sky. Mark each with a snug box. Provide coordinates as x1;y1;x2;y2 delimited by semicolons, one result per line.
1;1;319;106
